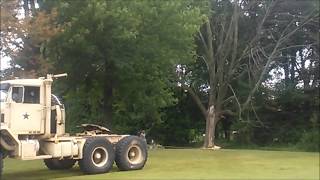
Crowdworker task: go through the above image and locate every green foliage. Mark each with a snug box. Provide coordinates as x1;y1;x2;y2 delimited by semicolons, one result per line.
148;89;204;146
296;113;320;152
63;84;105;133
296;130;320;152
44;0;205;134
2;0;318;151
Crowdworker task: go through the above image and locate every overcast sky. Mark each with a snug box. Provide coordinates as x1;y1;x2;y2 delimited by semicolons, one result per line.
0;56;11;70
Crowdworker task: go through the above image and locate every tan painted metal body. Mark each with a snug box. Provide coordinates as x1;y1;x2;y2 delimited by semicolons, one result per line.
0;74;127;161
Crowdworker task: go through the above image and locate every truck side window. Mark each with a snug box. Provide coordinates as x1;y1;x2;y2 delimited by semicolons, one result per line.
24;86;40;104
12;87;23;103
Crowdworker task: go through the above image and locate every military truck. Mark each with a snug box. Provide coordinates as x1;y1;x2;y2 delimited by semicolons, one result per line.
0;73;147;177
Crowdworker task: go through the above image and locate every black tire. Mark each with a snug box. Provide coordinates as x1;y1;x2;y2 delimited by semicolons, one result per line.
44;158;76;170
0;151;3;178
115;136;148;171
78;137;115;174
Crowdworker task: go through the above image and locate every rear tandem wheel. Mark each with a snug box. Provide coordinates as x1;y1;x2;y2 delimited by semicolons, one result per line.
78;137;115;174
115;136;148;171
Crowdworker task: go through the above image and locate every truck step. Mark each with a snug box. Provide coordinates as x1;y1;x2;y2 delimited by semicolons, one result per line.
21;155;53;160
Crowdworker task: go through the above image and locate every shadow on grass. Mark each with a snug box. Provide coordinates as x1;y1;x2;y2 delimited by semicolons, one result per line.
3;166;122;180
3;168;81;180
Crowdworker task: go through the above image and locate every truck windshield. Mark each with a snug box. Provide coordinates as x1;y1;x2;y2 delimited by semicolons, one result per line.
0;90;7;102
0;83;9;102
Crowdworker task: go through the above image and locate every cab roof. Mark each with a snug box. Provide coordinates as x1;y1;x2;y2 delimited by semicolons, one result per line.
0;79;43;86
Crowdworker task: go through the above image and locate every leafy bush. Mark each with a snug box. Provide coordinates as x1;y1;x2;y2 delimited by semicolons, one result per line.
296;130;320;152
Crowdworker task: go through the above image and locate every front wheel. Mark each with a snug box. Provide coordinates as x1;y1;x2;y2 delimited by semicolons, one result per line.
115;136;148;171
44;158;76;170
0;151;3;178
79;138;115;174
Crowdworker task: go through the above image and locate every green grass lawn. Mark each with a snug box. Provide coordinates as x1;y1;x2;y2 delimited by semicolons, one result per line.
2;149;319;180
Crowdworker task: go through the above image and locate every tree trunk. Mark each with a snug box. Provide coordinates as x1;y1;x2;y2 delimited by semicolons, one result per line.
104;61;114;129
203;105;219;148
204;114;211;148
23;0;30;18
30;0;36;16
289;57;296;86
283;59;290;88
300;51;310;90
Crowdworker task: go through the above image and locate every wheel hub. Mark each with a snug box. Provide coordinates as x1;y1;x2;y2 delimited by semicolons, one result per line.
127;146;143;164
129;151;136;158
91;147;108;167
95;152;102;159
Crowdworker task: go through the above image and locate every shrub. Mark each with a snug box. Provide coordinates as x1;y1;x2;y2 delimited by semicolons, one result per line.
296;130;320;152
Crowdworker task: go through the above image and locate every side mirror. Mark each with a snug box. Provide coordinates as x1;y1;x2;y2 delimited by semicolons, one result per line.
53;73;68;78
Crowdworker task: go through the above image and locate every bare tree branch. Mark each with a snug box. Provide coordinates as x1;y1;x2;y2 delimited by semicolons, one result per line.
228;84;242;120
181;85;207;118
242;9;317;110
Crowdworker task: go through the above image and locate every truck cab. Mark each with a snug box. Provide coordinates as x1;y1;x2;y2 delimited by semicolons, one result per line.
0;75;66;158
0;78;65;137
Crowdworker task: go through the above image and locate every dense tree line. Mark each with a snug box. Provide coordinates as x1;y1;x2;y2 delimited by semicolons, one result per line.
1;0;319;151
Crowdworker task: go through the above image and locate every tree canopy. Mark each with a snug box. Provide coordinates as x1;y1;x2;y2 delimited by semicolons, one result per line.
40;0;205;134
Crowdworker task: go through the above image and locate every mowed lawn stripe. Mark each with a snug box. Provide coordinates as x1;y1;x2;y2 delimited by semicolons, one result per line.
3;149;319;180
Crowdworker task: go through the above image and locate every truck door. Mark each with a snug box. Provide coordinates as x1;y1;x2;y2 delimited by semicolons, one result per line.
10;86;43;134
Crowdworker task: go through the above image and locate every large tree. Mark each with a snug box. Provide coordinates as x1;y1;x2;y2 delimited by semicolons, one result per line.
178;0;318;148
43;0;204;133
